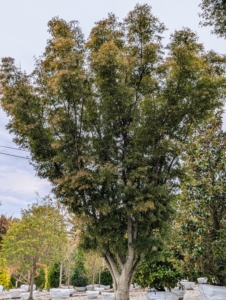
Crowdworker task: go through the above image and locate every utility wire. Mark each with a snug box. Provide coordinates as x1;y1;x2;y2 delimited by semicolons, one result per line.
0;152;29;159
0;145;29;152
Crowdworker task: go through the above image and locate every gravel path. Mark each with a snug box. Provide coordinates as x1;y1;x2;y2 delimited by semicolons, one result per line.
184;285;202;300
0;286;202;300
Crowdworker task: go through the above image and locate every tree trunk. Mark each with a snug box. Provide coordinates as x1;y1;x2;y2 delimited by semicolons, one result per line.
59;263;63;287
29;266;35;300
104;216;142;300
114;272;131;300
98;269;101;287
67;269;70;287
92;266;94;290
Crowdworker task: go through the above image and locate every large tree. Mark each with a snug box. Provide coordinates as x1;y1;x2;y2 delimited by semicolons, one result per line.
0;4;226;299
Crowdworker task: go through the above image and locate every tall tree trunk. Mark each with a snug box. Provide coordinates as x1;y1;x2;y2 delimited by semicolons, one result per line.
67;269;70;287
29;264;36;300
105;258;135;300
92;265;94;290
114;272;131;300
104;216;141;300
59;263;63;287
98;268;101;287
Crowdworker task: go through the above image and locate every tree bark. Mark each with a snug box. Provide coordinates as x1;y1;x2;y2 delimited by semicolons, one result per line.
103;216;142;300
59;263;63;287
114;271;131;300
29;264;35;300
92;265;95;290
67;269;70;287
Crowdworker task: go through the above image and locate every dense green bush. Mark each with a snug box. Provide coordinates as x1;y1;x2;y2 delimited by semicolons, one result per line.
71;272;88;287
94;268;113;286
0;271;9;289
35;268;45;289
70;249;88;287
0;259;10;289
48;263;60;288
133;250;183;290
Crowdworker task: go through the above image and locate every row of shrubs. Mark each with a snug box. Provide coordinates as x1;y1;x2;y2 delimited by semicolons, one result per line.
1;264;113;290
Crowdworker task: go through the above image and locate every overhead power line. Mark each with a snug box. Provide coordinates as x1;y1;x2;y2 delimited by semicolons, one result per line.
0;145;29;152
0;152;29;159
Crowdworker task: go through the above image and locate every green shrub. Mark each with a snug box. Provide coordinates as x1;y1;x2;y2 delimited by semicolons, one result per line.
0;259;10;289
48;263;60;288
0;271;9;289
133;250;183;290
35;268;45;289
96;268;113;286
70;248;88;287
71;272;88;287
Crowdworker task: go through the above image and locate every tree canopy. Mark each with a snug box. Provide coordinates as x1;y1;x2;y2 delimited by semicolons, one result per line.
176;112;226;284
1;4;226;299
199;0;226;37
0;215;13;248
1;199;67;298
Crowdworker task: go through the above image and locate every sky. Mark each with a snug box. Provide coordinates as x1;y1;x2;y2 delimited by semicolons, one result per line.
0;0;225;217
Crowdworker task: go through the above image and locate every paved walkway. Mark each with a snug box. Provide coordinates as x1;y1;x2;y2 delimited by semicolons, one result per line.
0;286;202;300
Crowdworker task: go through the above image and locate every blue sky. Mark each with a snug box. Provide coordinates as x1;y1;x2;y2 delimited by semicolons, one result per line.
0;0;225;217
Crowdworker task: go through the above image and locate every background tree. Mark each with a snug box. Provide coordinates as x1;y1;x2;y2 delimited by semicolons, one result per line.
0;215;13;248
176;112;226;284
199;0;226;37
0;215;15;289
1;4;226;300
70;248;88;287
84;251;103;288
1;198;67;299
60;238;77;287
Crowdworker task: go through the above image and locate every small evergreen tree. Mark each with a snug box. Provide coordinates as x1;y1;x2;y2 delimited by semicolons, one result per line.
49;263;60;288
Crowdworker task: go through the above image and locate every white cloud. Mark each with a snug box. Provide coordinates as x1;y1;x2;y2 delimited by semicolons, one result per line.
0;165;50;194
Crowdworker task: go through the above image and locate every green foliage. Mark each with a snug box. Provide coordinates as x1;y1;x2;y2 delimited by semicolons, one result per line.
176;112;226;285
0;271;10;289
34;268;45;289
0;215;14;248
71;272;88;287
1;198;67;292
0;259;10;289
48;263;60;288
1;4;226;296
199;0;226;37
70;249;88;287
133;250;183;290
99;268;113;287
